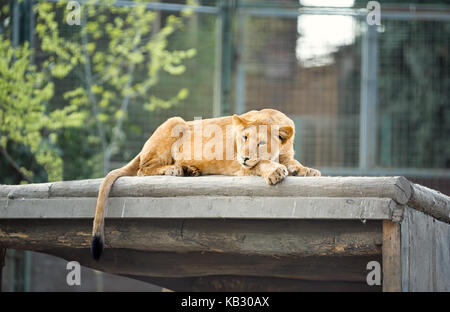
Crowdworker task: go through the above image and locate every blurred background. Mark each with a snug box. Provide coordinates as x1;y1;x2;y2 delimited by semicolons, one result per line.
0;0;449;291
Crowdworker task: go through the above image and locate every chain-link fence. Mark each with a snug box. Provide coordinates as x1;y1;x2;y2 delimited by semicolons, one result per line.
234;2;450;195
2;0;450;193
236;4;450;178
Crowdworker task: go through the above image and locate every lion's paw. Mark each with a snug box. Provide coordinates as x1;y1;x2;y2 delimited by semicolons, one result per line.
164;166;184;176
304;167;321;177
264;164;288;185
287;163;301;176
183;165;201;177
288;164;321;177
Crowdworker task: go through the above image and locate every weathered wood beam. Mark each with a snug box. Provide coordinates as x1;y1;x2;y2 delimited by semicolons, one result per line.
400;207;450;292
3;176;449;223
126;275;382;292
0;197;396;220
0;248;5;292
382;220;402;292
42;248;382;282
0;219;382;257
0;176;412;204
408;183;450;224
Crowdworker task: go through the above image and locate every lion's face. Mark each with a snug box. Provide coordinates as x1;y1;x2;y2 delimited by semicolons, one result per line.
232;115;293;169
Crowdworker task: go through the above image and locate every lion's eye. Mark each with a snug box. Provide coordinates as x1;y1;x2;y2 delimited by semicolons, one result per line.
278;135;283;141
243;135;248;141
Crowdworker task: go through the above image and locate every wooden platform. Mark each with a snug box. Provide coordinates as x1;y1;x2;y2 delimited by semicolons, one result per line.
0;176;449;291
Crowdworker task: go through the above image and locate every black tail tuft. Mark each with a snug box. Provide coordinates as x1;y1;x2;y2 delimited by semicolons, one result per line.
91;235;104;261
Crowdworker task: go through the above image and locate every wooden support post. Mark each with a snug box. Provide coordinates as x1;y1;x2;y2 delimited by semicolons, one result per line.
0;248;5;292
382;220;402;292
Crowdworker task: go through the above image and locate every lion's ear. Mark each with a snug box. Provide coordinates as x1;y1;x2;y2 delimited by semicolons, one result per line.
278;126;293;144
232;114;250;127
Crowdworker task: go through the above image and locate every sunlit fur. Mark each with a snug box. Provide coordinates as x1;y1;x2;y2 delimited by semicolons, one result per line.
233;115;294;169
91;108;321;260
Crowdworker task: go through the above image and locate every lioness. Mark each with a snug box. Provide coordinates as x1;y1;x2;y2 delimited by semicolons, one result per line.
91;109;320;260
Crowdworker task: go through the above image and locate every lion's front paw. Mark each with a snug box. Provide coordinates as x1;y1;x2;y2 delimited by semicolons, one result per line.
287;163;301;176
288;164;321;177
304;167;321;177
264;164;288;185
164;165;184;176
183;165;201;177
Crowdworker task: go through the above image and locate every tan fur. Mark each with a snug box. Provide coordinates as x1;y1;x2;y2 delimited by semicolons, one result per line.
92;109;320;242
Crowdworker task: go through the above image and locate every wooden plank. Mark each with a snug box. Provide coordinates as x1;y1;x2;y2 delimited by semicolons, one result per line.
408;183;450;224
406;209;434;291
435;218;450;291
397;206;450;292
0;248;5;292
43;248;382;282
400;208;410;292
4;176;450;224
126;275;382;292
382;220;402;292
0;197;396;220
0;176;412;204
0;183;52;199
0;219;382;258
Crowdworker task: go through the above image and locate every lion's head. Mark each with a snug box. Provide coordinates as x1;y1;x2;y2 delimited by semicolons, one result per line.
232;114;293;169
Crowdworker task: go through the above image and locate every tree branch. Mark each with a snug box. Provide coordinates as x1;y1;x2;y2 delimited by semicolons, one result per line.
81;6;107;153
0;145;33;183
104;18;143;171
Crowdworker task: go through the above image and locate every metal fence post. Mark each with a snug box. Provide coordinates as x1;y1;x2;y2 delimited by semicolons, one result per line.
213;0;235;117
235;11;246;114
12;0;20;47
359;23;379;173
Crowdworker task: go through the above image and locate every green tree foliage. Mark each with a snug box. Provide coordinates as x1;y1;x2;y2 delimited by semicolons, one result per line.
38;0;197;174
0;0;197;183
0;35;86;183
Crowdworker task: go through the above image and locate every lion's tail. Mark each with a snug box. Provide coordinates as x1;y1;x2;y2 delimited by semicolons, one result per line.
91;154;141;261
